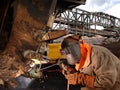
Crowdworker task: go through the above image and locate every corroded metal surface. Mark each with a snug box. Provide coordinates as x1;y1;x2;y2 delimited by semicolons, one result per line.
21;0;57;27
0;0;46;88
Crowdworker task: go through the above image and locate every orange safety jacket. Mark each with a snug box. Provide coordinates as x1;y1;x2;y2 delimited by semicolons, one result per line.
75;41;92;71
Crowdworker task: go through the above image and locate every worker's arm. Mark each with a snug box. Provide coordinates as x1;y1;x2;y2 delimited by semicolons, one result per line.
64;46;118;89
92;48;117;89
60;62;95;88
65;72;95;88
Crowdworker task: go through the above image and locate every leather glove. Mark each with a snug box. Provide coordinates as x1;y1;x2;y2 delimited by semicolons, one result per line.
60;63;76;75
65;72;95;88
65;72;78;85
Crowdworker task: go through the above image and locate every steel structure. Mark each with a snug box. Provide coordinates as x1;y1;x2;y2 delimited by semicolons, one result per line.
53;8;120;39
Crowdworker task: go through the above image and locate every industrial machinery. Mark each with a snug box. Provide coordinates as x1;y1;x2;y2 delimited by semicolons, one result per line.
53;8;120;40
0;0;120;89
0;0;86;88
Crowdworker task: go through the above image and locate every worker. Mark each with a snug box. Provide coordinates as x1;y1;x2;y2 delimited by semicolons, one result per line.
60;35;120;90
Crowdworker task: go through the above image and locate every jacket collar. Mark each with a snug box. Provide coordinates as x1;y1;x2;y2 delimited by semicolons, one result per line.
75;41;91;70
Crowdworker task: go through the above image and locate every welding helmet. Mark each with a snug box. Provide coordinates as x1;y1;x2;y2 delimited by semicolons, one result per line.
60;35;81;65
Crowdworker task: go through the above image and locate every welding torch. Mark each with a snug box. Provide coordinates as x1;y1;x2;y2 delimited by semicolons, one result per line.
58;60;77;90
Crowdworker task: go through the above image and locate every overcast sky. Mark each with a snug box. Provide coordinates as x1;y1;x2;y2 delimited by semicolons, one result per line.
77;0;120;18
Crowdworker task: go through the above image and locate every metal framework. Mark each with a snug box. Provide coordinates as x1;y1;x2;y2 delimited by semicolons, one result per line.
53;8;120;39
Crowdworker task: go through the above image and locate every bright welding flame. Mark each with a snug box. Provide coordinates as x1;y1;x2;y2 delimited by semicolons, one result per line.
31;59;48;64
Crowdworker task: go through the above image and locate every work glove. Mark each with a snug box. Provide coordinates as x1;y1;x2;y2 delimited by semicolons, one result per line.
60;62;76;75
62;66;76;75
65;72;95;88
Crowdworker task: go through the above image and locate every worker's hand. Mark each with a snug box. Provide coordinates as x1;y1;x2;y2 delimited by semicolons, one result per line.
65;73;95;88
77;73;95;88
60;63;76;75
65;72;78;85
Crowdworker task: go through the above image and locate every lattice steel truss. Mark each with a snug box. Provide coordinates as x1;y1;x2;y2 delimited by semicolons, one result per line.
53;8;120;39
